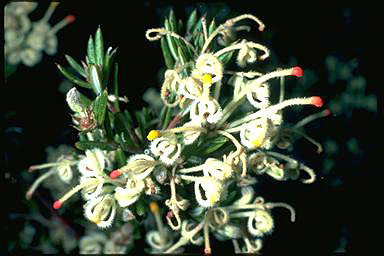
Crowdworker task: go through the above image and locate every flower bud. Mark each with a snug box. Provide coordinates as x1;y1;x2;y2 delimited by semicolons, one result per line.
66;87;85;113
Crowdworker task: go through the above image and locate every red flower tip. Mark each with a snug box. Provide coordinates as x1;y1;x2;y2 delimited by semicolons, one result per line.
311;96;323;107
259;25;265;32
110;170;122;179
324;108;332;116
66;15;76;23
53;200;62;210
291;66;304;77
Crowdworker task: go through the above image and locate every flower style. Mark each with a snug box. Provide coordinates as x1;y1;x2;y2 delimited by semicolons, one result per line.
84;194;117;228
110;154;157;180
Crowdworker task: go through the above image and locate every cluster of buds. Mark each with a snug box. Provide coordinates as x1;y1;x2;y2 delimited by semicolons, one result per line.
4;2;75;67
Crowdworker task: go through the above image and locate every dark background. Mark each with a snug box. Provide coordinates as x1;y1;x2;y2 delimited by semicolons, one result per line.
3;1;377;254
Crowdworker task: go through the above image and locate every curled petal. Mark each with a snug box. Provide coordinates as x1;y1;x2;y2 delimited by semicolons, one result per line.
247;210;274;237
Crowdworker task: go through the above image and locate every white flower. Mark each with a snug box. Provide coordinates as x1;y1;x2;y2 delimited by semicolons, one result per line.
84;194;116;229
79;232;107;254
125;154;156;180
239;118;270;149
78;149;105;176
150;137;181;166
80;175;104;201
114;178;145;207
194;53;223;83
179;76;203;100
182;120;202;145
246;82;270;109
57;163;73;183
247;210;274;237
190;98;223;124
203;158;233;181
194;176;224;208
237;40;258;67
20;47;42;67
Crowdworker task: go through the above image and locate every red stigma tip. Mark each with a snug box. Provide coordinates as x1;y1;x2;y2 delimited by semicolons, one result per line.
66;15;76;23
291;66;304;77
110;170;121;179
204;248;212;255
311;96;323;107
53;200;62;209
324;108;332;116
259;25;265;32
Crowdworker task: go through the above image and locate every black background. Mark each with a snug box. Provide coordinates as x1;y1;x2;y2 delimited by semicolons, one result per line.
2;1;377;254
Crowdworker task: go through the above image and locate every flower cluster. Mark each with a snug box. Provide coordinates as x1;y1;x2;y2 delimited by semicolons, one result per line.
26;10;327;254
4;2;74;67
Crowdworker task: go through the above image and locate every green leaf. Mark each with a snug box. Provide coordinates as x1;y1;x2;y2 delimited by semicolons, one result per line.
160;37;174;69
114;113;135;147
75;140;116;151
201;135;228;154
208;18;217;36
134;111;146;143
104;111;114;140
115;148;127;168
111;63;120;112
168;9;177;33
102;47;118;87
88;64;103;95
217;50;234;65
78;91;92;107
123;110;134;128
177;19;184;34
95;26;104;67
87;35;96;65
56;63;92;89
164;18;178;61
93;90;108;126
65;55;86;78
162;106;173;130
186;9;197;33
177;45;187;66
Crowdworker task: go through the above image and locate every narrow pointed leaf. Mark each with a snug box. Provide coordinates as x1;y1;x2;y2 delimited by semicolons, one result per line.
177;45;187;66
164;18;178;61
93;90;108;126
65;55;86;78
102;47;118;87
87;35;96;65
162;106;173;130
89;64;103;95
208;18;217;36
160;37;174;69
186;9;197;33
95;27;104;66
56;63;92;89
134;111;146;143
104;111;114;140
201;135;228;154
168;9;177;33
112;63;120;112
75;140;117;151
115;148;127;168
